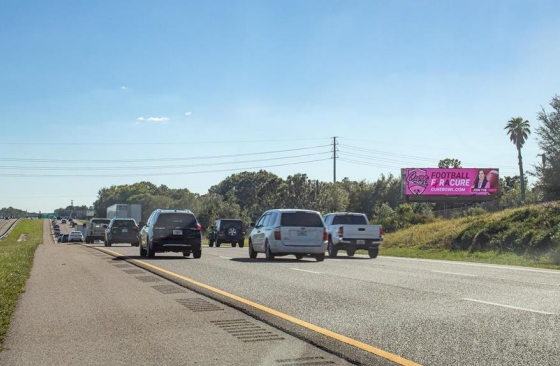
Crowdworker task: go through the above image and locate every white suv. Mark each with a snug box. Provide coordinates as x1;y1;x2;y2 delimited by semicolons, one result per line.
248;209;327;261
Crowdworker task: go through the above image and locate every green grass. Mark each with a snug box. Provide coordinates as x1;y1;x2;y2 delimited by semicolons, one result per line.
0;219;43;350
372;202;560;270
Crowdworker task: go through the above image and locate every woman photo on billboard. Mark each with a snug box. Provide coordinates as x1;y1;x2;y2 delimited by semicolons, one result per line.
472;169;490;189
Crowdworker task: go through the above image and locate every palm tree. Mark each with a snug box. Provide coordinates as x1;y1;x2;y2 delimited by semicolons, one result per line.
504;117;531;203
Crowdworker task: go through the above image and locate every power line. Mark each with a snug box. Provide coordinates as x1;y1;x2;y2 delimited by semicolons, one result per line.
0;152;331;171
0;158;331;178
340;143;519;169
0;144;331;163
338;158;402;170
0;137;333;146
338;150;434;166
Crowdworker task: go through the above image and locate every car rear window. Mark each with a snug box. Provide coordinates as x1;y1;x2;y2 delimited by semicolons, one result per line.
155;213;197;228
92;219;111;225
332;215;368;225
220;220;243;229
280;212;324;227
113;220;137;228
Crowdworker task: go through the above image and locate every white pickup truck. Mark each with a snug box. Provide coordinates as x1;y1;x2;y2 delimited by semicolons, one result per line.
323;212;383;258
82;218;111;244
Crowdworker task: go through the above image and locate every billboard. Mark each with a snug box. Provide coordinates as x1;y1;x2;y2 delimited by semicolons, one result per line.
403;168;499;200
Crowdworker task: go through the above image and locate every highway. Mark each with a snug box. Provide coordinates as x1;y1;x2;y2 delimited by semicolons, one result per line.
0;219;18;239
22;221;560;365
98;241;560;366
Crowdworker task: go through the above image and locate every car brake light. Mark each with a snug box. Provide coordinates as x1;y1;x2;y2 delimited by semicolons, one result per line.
323;229;328;241
338;226;343;236
196;224;201;231
274;227;281;240
380;226;384;235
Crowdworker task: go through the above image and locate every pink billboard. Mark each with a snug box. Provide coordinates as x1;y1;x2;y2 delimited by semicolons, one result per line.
405;168;499;196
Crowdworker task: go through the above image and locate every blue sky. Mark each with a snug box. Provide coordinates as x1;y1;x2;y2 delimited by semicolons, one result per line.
1;0;559;212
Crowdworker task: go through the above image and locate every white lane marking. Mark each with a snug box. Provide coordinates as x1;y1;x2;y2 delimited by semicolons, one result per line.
290;268;321;274
431;270;477;277
382;256;560;275
461;298;555;315
220;256;232;259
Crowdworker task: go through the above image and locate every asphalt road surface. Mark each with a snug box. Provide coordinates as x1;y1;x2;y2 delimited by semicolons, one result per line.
99;239;560;366
0;220;360;366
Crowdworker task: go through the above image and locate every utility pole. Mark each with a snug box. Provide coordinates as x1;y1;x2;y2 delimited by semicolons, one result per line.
332;136;338;183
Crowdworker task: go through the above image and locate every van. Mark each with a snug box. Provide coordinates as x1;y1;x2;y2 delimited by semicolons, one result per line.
248;209;327;261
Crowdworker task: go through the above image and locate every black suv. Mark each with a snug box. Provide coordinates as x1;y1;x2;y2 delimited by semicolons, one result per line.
104;218;140;247
139;209;202;258
208;219;245;248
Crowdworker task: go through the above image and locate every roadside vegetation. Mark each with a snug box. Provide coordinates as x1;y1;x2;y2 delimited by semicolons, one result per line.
379;202;560;269
0;219;43;350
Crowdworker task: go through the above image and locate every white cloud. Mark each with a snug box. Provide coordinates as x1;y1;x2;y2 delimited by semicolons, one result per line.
121;86;127;90
136;116;169;123
146;117;169;122
185;111;192;116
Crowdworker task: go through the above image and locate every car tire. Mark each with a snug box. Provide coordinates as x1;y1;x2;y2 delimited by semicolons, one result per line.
265;241;275;261
232;242;237;248
193;250;202;259
328;238;338;258
347;249;355;257
216;240;221;248
238;239;245;248
147;239;155;258
368;248;379;259
315;253;325;262
209;240;214;247
295;254;304;260
139;242;147;257
249;240;257;259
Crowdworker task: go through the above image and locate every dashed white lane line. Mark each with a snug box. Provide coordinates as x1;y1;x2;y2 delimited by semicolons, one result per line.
291;268;322;274
383;256;560;275
461;298;555;315
220;256;232;259
431;270;477;277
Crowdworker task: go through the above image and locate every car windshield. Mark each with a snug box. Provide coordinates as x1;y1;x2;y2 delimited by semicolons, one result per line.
280;212;323;227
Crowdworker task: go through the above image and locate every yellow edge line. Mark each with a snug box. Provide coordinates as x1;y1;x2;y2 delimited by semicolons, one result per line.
98;247;422;366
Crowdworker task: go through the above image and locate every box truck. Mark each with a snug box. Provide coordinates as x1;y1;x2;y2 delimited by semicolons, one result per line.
106;204;142;224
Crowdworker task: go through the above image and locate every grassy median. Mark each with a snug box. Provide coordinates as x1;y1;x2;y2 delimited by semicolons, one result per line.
377;202;560;270
0;219;43;350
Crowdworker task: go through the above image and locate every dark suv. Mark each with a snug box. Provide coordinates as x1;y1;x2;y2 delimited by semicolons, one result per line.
139;209;202;258
208;219;245;248
104;218;140;247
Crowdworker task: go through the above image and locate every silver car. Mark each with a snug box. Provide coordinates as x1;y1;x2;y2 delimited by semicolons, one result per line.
248;209;327;261
68;231;84;242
